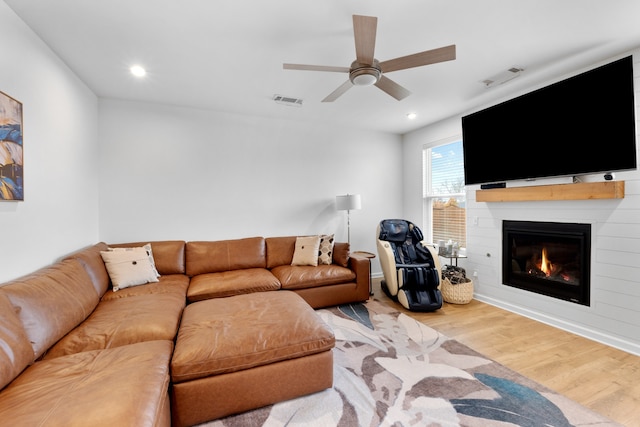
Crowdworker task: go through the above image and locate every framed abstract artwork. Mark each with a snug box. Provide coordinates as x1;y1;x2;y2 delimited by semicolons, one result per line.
0;91;23;201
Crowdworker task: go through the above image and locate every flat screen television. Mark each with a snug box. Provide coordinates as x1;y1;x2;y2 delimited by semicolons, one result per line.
462;55;637;186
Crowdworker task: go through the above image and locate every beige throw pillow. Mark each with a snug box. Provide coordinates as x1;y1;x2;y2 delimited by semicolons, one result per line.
109;243;160;277
318;234;335;265
291;235;321;266
100;248;160;291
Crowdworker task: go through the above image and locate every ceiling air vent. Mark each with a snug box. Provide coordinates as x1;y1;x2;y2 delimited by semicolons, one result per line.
273;95;303;107
481;66;524;88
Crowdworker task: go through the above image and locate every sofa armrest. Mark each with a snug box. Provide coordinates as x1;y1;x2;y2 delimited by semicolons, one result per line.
348;254;371;301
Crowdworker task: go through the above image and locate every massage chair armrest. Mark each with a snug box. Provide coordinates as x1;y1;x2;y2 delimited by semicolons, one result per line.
376;237;398;294
422;244;443;278
395;263;432;269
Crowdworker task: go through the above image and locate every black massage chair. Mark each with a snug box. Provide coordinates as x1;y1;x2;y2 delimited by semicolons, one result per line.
376;219;443;312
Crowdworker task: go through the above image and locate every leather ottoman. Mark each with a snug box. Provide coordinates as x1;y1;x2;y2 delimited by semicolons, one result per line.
170;291;335;427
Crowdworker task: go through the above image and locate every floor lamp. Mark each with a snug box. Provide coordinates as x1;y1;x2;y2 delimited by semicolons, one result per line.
336;194;361;245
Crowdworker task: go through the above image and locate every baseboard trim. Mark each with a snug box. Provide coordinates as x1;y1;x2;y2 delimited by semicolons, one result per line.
474;293;640;357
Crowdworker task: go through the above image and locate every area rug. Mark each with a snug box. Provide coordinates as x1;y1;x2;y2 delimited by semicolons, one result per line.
203;300;621;427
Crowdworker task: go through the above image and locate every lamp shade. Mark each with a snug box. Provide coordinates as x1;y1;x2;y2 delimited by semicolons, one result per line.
336;194;361;211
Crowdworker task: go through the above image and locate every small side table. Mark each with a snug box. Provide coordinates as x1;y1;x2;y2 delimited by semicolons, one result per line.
352;251;376;296
439;253;467;267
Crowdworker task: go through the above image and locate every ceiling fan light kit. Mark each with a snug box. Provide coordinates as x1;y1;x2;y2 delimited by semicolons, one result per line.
352;74;377;86
349;60;381;86
283;14;456;102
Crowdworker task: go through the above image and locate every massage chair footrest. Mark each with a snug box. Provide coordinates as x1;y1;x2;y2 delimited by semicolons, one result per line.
381;279;443;312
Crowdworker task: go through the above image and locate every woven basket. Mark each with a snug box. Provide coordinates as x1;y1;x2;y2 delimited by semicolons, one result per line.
441;277;474;304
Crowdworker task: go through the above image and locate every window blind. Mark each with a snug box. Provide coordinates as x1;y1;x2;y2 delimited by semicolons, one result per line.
423;140;466;248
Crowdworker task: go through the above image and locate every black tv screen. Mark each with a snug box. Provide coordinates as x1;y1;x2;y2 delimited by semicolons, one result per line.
462;55;637;186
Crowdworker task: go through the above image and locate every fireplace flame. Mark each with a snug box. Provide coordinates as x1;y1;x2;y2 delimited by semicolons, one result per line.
540;247;553;276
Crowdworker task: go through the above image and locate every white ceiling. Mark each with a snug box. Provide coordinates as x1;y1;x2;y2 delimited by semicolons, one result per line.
6;0;640;134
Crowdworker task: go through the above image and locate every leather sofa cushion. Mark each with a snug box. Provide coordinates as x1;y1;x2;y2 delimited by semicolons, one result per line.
110;240;186;275
187;268;280;302
265;236;296;268
271;264;356;290
43;292;185;359
1;259;99;359
0;340;172;427
186;237;266;276
100;273;189;302
64;242;111;296
0;292;33;390
171;291;335;383
333;242;350;267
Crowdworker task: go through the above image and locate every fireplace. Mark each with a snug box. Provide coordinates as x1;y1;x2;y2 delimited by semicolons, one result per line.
502;220;591;306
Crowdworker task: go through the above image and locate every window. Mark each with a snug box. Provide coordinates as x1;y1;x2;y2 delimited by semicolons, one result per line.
423;138;466;249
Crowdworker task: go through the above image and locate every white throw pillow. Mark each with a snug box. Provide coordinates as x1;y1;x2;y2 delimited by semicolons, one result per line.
291;235;321;267
100;249;160;291
318;234;335;265
109;243;160;277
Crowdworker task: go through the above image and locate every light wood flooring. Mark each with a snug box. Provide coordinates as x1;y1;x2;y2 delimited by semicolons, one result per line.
370;278;640;426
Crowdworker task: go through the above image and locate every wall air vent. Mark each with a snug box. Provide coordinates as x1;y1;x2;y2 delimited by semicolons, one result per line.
481;66;524;88
273;95;303;107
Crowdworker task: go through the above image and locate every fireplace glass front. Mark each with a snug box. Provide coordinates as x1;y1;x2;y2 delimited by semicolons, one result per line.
502;220;591;306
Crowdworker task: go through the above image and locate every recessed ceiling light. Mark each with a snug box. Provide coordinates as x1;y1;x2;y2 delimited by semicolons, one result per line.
406;112;417;120
130;65;147;77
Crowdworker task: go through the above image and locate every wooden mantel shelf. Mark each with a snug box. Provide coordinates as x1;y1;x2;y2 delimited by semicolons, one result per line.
476;181;625;202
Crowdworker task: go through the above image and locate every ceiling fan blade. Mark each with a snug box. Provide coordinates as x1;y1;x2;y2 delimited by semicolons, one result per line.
379;44;456;73
353;15;377;65
374;75;411;101
322;80;353;102
283;63;350;73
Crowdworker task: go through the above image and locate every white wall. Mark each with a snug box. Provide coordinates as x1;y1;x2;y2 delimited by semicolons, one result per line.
98;98;403;272
403;50;640;356
0;2;99;282
0;0;402;281
6;0;638;355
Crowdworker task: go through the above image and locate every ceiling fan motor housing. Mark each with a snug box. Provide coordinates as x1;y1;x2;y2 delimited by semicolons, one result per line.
349;60;381;86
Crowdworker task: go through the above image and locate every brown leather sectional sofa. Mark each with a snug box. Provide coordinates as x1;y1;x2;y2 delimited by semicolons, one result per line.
0;236;370;426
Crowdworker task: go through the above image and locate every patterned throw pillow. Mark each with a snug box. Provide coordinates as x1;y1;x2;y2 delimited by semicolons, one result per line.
318;234;335;265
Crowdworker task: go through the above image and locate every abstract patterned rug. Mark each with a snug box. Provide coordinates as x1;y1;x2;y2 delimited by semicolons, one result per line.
204;300;621;427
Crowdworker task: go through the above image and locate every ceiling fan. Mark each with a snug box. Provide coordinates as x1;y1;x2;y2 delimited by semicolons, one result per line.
283;15;456;102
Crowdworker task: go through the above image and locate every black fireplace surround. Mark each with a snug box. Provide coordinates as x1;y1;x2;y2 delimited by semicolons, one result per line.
502;220;591;306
